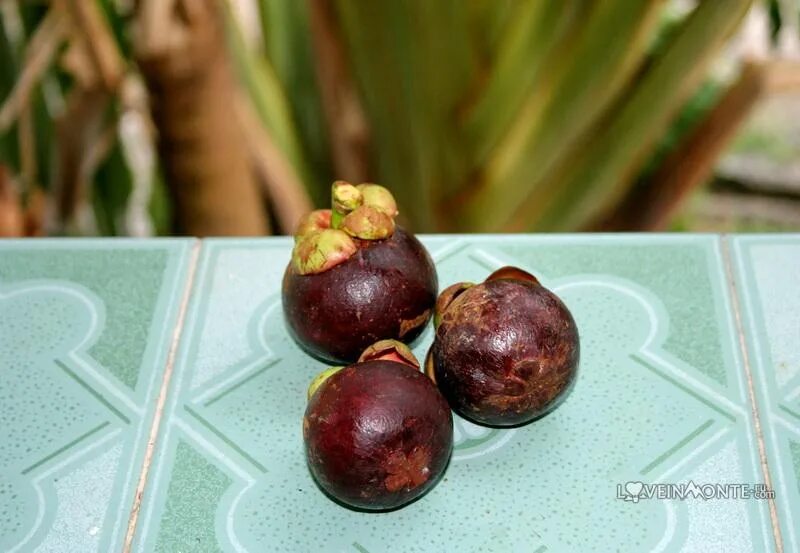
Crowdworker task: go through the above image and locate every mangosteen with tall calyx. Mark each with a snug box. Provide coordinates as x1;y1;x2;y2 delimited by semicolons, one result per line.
429;266;580;427
283;181;437;363
303;340;453;511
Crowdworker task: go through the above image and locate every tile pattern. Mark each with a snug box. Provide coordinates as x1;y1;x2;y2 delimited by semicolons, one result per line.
0;240;193;552
730;235;800;552
2;235;793;552
131;235;774;552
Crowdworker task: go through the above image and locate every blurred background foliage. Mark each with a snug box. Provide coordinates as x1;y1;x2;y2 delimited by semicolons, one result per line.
0;0;799;237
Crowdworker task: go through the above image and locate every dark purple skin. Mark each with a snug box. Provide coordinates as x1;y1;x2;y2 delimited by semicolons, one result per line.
432;274;579;427
303;360;453;510
283;227;437;363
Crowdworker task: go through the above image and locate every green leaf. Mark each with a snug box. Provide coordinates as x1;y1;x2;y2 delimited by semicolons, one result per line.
224;4;313;197
148;166;171;236
257;0;332;206
335;0;476;229
93;137;132;235
460;0;663;231
0;14;20;171
536;0;753;230
463;1;580;168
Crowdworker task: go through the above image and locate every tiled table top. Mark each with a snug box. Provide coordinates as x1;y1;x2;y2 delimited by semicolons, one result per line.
0;234;796;552
731;236;800;553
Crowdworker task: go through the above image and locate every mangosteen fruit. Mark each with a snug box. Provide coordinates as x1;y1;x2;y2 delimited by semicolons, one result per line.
303;340;453;511
283;181;437;363
429;266;579;427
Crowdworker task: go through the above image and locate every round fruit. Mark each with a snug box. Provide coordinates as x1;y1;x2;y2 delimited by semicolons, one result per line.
304;341;453;510
429;266;579;427
283;182;437;363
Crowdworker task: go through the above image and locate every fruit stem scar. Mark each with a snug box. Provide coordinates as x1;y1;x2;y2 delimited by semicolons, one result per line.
383;446;431;491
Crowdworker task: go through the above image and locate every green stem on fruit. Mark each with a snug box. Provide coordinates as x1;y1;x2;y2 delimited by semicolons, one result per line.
331;181;362;229
331;210;345;229
307;366;344;400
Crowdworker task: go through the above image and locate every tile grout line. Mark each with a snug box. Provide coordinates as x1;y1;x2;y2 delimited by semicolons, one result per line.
122;239;202;553
720;235;783;553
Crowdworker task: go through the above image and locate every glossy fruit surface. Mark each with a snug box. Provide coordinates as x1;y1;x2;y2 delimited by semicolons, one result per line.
282;182;437;363
283;227;436;363
304;359;453;510
431;267;579;426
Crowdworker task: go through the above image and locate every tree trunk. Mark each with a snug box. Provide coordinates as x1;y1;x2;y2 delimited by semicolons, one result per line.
135;0;268;236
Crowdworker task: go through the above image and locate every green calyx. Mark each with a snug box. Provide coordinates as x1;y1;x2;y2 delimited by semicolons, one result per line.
291;228;357;275
357;184;398;217
294;209;332;242
329;181;398;239
331;181;363;228
340;206;394;240
307;366;344;400
289;182;400;276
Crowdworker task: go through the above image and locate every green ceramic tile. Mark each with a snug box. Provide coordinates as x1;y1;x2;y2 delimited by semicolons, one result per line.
132;234;773;552
0;239;194;552
730;234;800;551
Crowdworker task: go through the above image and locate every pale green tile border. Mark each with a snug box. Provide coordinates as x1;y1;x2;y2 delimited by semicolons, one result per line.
122;233;783;553
5;233;783;552
729;234;800;553
0;238;196;552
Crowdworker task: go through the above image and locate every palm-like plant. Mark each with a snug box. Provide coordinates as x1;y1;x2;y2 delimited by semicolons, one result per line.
0;0;758;236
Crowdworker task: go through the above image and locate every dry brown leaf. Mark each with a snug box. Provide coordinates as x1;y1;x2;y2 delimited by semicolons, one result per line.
308;0;370;183
24;186;47;237
63;0;125;91
54;87;110;231
0;7;69;132
237;94;312;232
0;166;24;237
